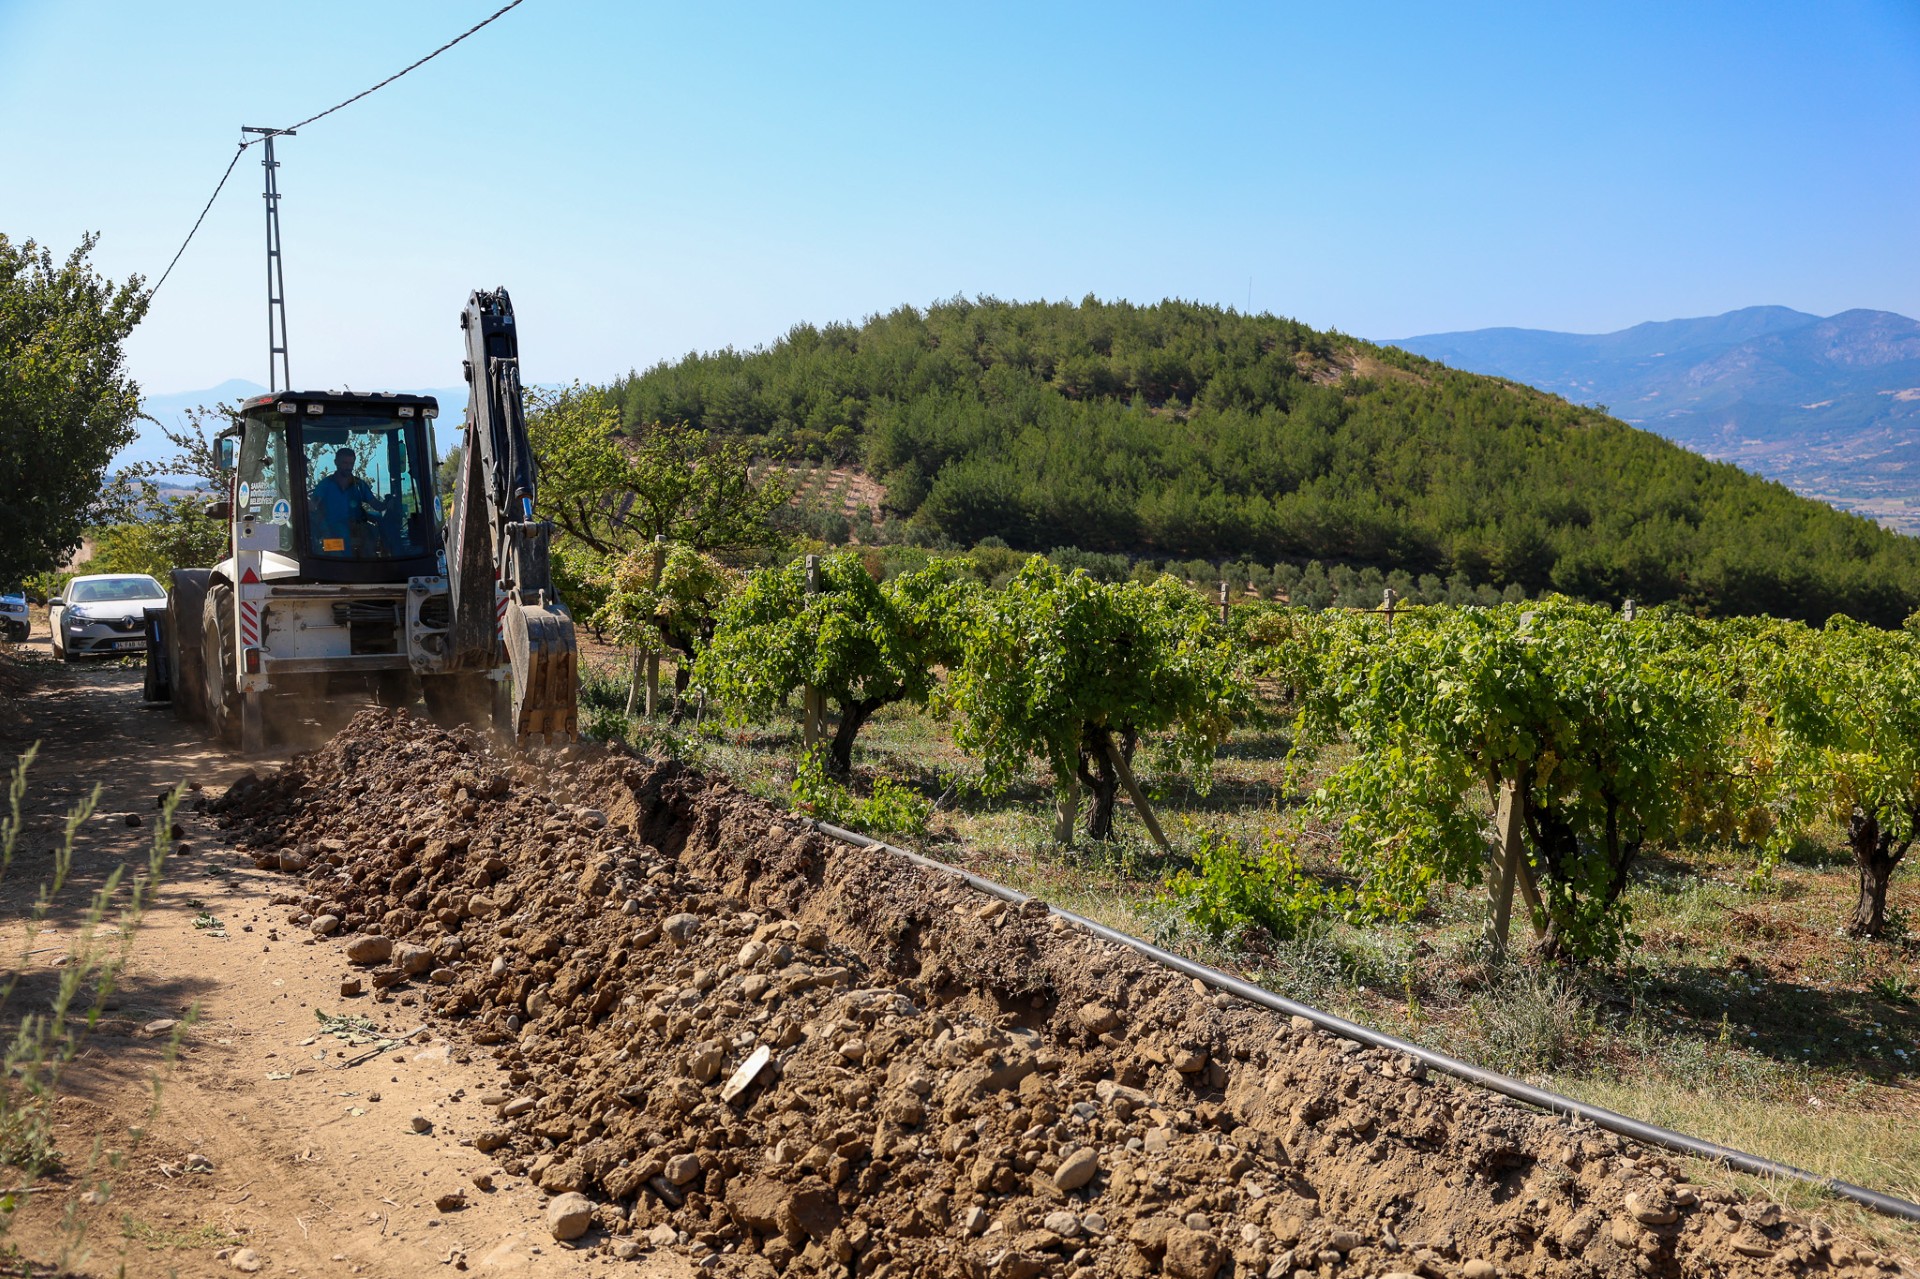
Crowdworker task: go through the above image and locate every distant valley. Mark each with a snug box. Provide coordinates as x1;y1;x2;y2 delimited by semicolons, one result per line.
1385;306;1920;534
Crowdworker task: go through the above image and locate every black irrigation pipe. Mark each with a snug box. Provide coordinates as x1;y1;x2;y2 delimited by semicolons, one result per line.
810;819;1920;1226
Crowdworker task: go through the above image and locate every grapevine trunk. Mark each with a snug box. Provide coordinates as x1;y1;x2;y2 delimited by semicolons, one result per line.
827;698;878;778
1075;724;1136;841
1846;806;1910;939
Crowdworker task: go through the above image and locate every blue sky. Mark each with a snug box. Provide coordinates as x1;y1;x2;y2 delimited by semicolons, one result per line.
3;0;1917;398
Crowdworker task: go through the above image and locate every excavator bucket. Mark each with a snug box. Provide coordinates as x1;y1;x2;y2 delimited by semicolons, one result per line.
503;595;578;745
442;286;582;749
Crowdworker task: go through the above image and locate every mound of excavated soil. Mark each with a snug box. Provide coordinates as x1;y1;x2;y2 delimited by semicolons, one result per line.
211;710;1902;1278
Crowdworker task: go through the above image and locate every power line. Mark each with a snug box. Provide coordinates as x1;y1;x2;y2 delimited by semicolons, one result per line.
145;0;528;299
148;144;245;298
265;0;528;140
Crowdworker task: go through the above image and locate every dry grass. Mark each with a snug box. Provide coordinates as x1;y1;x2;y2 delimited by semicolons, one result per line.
1557;1075;1920;1259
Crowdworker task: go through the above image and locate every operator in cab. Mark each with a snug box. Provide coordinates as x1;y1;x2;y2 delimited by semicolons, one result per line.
309;448;391;557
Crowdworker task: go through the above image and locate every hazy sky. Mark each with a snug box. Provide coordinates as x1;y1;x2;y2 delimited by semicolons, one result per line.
4;0;1917;397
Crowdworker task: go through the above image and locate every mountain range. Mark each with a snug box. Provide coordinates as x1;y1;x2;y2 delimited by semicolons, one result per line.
124;379;469;477
1385;306;1920;533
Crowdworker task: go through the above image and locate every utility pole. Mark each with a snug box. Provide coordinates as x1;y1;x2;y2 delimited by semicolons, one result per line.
242;127;294;392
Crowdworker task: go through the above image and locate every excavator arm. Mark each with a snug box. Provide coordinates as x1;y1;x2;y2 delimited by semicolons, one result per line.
443;287;578;744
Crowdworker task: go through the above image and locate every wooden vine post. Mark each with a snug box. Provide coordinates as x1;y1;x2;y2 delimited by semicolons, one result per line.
644;534;666;717
1485;776;1546;954
1217;580;1230;625
1486;778;1522;953
1102;737;1173;856
1053;788;1078;845
801;554;824;748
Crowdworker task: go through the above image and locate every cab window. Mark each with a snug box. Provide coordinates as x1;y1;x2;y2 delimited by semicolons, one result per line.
237;420;294;554
304;417;430;560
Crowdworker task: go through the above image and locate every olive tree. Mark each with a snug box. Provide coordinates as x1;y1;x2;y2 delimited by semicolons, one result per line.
527;384;785;556
698;552;974;775
946;558;1243;842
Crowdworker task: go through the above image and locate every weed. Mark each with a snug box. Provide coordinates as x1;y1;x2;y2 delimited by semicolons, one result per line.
122;1218;242;1251
1451;962;1601;1075
0;744;183;1269
1869;974;1916;1006
1055;830;1182;883
314;1009;382;1043
1160;827;1342;945
789;749;932;838
1249;929;1355;1010
189;912;221;931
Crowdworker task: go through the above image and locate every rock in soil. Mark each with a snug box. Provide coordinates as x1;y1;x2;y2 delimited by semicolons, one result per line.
546;1190;594;1241
212;709;1895;1279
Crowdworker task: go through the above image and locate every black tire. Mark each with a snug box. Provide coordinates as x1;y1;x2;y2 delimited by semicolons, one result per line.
420;672;505;733
168;570;212;725
202;584;240;748
373;669;418;710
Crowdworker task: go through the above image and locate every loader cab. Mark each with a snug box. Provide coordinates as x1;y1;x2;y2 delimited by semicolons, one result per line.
225;391;443;584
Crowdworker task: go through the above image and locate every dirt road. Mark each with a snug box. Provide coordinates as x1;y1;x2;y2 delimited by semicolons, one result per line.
0;631;622;1278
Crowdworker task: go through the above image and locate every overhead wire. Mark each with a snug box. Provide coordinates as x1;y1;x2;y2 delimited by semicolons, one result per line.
148;144;245;298
144;0;529;299
264;0;528;140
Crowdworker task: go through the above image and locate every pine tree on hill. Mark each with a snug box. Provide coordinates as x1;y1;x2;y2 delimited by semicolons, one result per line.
610;297;1920;626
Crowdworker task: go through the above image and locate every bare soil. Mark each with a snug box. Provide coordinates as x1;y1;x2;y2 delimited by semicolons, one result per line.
205;710;1909;1278
0;618;1912;1278
0;631;617;1277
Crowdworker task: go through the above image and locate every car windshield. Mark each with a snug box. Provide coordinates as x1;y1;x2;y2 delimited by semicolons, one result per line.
69;577;165;603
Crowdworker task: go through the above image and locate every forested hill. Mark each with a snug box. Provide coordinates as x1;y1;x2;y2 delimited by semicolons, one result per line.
607;297;1920;626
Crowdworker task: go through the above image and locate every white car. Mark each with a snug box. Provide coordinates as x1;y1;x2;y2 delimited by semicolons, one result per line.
50;574;168;661
0;591;27;644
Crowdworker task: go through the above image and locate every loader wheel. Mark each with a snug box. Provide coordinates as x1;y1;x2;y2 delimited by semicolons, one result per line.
373;670;418;710
202;584;240;749
168;570;211;725
421;673;508;736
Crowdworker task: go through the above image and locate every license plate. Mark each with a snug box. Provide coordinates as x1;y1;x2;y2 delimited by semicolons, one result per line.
113;640;145;651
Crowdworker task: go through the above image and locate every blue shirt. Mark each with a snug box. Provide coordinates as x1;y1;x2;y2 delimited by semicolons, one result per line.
310;473;375;554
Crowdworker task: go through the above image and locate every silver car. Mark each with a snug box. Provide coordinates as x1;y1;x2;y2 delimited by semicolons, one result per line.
0;591;26;644
50;574;168;661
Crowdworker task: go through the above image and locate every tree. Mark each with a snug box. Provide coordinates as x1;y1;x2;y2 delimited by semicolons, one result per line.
946;558;1243;841
0;233;149;585
698;552;973;776
85;488;228;582
1298;600;1737;962
527;383;786;556
603;295;1920;625
145;403;230;486
1753;617;1920;938
596;543;742;716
